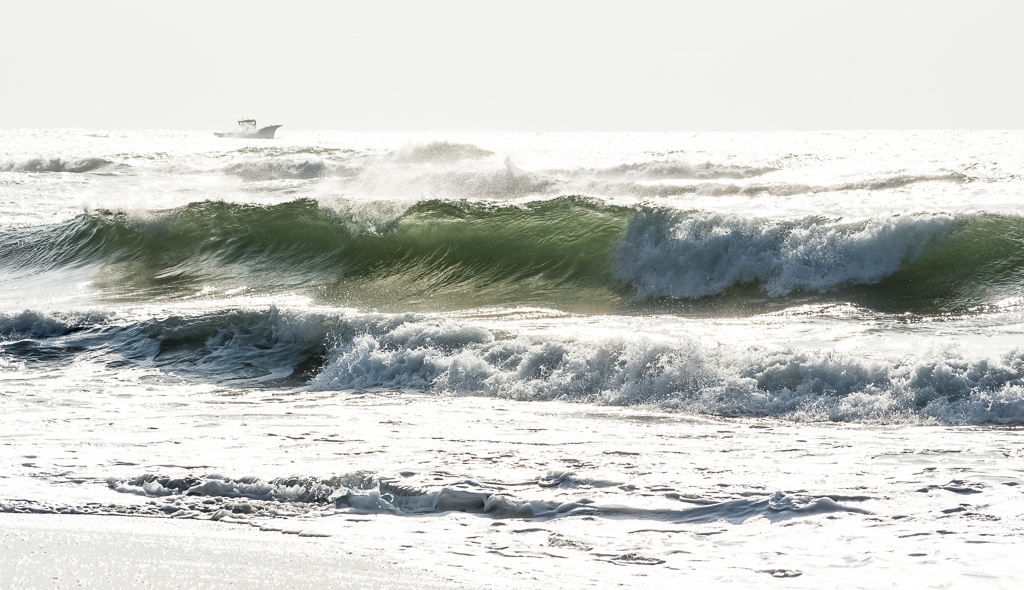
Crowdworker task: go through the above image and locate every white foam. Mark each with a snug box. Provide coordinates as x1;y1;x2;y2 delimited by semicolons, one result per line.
391;140;494;163
574;159;778;180
102;472;867;524
615;210;959;298
223;158;329;181
0;157;111;173
0;310;112;338
347;158;556;199
309;317;1024;424
7;308;1023;424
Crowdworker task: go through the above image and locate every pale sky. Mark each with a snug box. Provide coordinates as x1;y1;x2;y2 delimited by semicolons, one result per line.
3;0;1022;130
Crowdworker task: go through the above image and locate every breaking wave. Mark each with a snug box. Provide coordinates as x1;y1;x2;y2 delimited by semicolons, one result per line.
0;197;626;310
85;471;867;524
2;467;867;523
307;315;1024;425
4;308;1024;425
0;157;112;173
2;197;1021;311
219;141;496;183
223;159;330;181
577;160;777;180
165;144;969;201
348;157;556;198
105;472;548;519
577;172;966;199
0;307;327;383
616;209;959;298
392;140;494;163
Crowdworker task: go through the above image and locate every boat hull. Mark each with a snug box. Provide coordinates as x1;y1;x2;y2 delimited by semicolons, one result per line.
253;125;282;139
214;125;282;139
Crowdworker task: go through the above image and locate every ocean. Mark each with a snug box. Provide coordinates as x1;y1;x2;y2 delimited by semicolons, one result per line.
1;129;1022;587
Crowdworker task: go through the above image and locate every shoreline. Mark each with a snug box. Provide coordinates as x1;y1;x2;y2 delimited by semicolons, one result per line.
0;513;475;590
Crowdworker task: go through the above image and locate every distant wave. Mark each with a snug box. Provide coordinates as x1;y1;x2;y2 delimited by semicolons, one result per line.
391;140;494;163
219;141;496;182
0;157;112;173
578;172;966;199
231;146;353;157
4;308;1024;425
347;164;964;200
105;145;971;202
223;158;330;180
572;160;777;180
214;152;779;193
349;157;556;198
1;197;1021;311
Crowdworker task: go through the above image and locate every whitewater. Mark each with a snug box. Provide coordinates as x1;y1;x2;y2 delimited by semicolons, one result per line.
1;129;1022;587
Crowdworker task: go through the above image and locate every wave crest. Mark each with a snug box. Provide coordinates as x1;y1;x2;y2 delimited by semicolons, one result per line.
590;160;777;180
5;308;1024;425
392;140;494;163
223;158;329;180
0;157;111;173
310;316;1024;424
2;198;1022;311
616;210;959;298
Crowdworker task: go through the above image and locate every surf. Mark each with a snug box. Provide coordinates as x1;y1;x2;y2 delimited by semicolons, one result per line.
4;307;1024;425
3;197;1022;313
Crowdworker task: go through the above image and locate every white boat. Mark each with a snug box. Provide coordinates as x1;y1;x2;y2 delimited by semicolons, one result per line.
214;119;282;139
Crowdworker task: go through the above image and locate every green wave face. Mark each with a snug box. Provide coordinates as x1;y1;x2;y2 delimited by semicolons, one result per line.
876;214;1024;312
332;197;632;310
1;197;633;312
3;198;1023;315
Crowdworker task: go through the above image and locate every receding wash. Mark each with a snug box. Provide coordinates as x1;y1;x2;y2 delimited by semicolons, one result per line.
1;129;1021;587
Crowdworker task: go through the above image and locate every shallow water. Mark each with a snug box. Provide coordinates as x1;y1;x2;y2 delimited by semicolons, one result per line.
1;129;1022;586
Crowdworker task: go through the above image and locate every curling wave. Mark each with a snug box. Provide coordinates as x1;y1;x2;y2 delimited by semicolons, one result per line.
616;209;959;298
1;198;1021;311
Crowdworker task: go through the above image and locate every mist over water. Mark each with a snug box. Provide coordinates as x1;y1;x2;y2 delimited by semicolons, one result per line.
2;129;1023;587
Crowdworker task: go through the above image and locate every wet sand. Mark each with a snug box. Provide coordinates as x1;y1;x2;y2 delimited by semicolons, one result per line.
0;513;475;590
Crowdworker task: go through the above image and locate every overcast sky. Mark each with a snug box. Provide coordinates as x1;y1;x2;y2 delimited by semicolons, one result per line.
3;0;1022;130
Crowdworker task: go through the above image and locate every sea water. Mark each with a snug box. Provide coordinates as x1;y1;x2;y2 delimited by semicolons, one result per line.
1;129;1022;587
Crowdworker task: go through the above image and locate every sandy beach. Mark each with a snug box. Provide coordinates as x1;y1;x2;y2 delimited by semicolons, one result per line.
0;513;475;590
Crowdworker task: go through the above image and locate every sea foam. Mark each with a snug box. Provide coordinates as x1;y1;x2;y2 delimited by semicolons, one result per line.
0;157;112;173
616;209;960;298
308;314;1024;424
